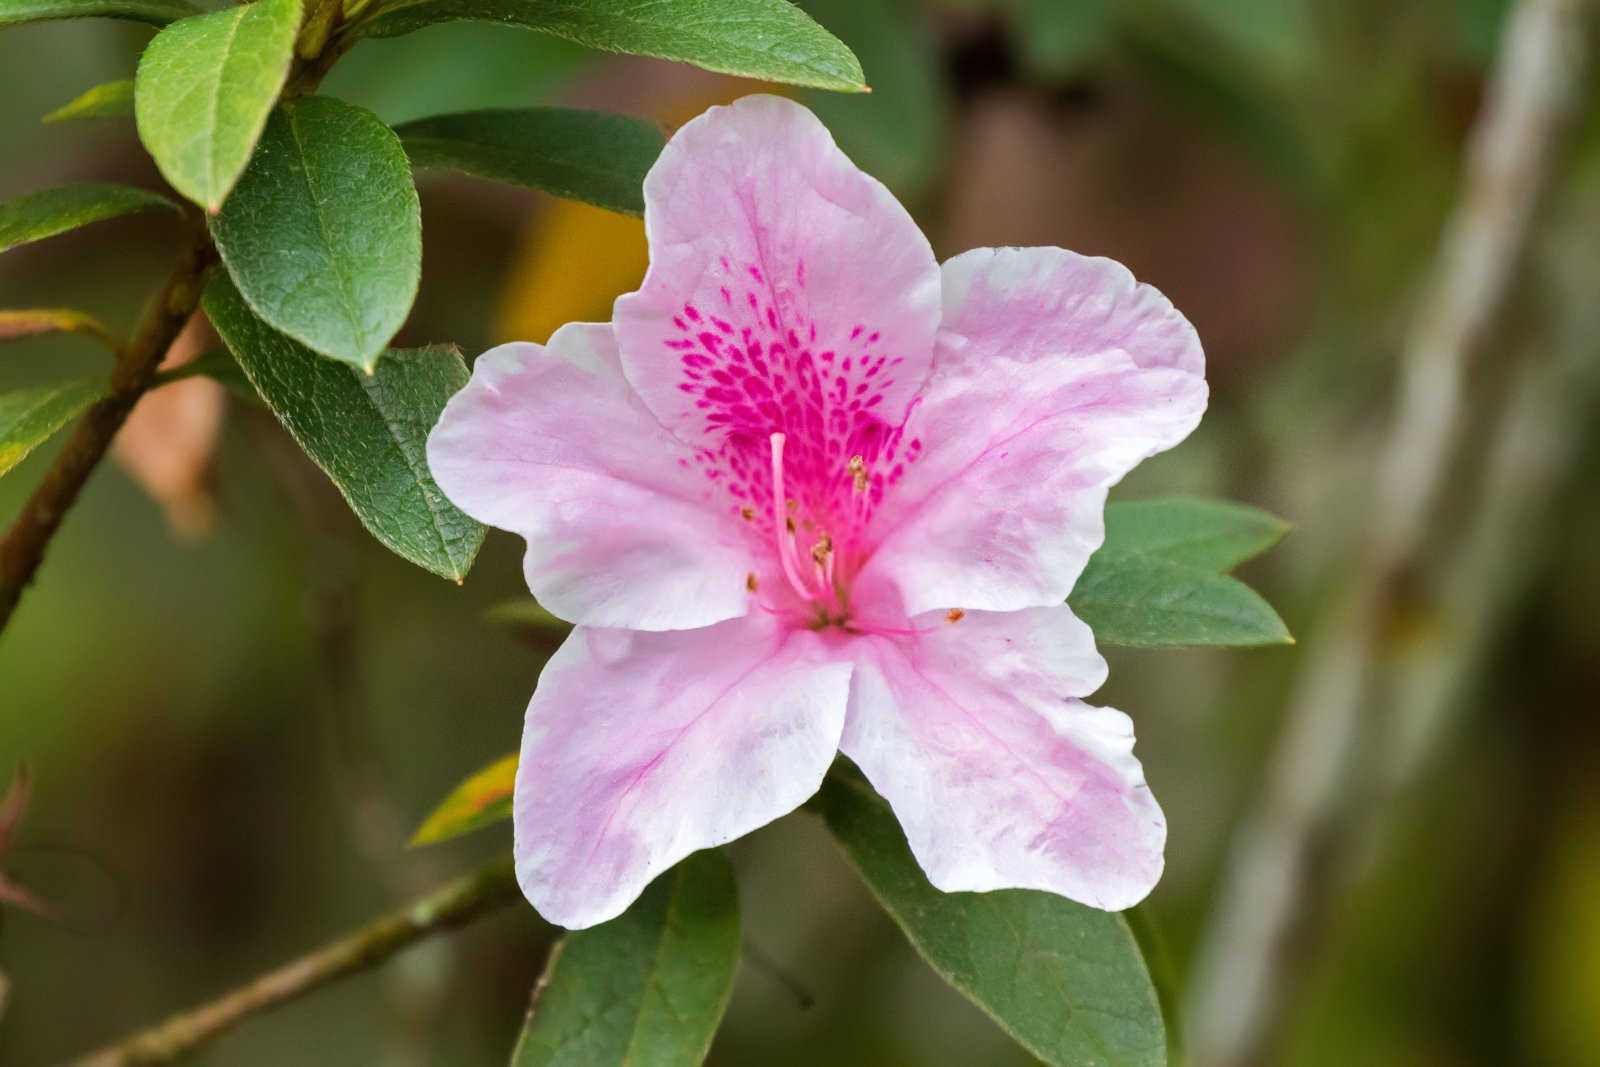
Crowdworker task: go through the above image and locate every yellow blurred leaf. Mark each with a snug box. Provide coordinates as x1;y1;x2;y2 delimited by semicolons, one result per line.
410;753;518;847
496;200;646;345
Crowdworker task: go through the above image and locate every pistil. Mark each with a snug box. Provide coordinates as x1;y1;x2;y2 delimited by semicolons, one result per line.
769;433;823;604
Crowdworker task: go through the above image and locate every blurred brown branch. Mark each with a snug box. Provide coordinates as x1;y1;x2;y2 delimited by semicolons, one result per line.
1187;1;1594;1064
70;854;521;1067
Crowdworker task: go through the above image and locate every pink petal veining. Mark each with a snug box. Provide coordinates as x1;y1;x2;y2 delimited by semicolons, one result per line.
513;613;851;928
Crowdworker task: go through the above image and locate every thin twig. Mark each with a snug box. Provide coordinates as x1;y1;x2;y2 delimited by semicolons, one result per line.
505;936;566;1061
1186;2;1591;1064
70;854;521;1066
529;938;565;1017
0;228;216;635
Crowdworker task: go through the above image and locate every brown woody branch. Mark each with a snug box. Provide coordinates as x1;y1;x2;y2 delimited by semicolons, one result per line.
71;855;521;1066
0;228;217;635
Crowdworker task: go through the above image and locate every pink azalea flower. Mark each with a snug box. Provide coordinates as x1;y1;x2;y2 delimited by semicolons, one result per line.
428;95;1207;930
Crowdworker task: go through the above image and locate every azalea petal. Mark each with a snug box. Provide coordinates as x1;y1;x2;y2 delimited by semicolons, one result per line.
513;613;853;928
613;95;941;531
859;246;1207;618
841;606;1165;911
428;322;757;631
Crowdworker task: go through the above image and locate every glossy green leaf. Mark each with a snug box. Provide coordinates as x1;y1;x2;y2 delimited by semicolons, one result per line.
1069;496;1292;647
135;0;303;212
0;184;178;255
1071;561;1289;647
204;278;485;580
348;0;866;92
150;348;255;396
1096;496;1289;571
0;0;196;26
210;95;422;373
0;379;104;478
397;107;663;216
512;851;740;1067
410;753;517;847
800;0;944;196
817;772;1168;1067
43;79;134;122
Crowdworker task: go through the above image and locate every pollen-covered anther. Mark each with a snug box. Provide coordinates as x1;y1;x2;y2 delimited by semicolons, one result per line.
746;573;759;592
810;533;833;567
739;506;755;521
848;454;868;493
945;609;965;624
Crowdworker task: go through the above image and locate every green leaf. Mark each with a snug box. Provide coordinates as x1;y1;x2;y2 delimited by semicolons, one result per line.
0;358;254;480
135;0;303;212
1068;496;1292;647
1096;496;1289;572
0;184;178;255
1072;562;1289;647
512;851;740;1067
817;772;1168;1067
0;0;196;26
210;95;422;373
43;79;135;123
348;0;866;92
396;108;663;216
410;753;517;847
800;0;945;196
0;379;104;478
204;278;485;580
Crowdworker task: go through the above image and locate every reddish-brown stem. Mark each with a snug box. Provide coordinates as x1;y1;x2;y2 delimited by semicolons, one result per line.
0;228;217;635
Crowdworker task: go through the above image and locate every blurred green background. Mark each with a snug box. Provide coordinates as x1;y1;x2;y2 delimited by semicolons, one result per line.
4;0;1600;1063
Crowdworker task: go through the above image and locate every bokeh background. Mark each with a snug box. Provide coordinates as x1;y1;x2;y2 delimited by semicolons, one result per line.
4;0;1600;1063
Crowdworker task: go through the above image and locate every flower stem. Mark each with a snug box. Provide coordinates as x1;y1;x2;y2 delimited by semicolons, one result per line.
70;854;522;1066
